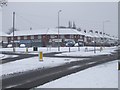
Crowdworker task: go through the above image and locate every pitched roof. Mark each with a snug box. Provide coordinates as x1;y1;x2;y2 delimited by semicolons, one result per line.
8;28;85;36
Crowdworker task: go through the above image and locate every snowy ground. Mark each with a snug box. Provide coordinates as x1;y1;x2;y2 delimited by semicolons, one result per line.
56;47;116;57
1;57;85;76
0;46;117;76
0;46;117;56
0;54;18;60
38;60;118;88
0;46;117;54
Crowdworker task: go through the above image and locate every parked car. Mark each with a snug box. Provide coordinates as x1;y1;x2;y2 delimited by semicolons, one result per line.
7;44;12;48
74;42;84;47
20;44;26;48
65;40;75;47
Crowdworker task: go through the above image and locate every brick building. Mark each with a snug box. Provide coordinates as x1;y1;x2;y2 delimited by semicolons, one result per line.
2;28;118;47
7;28;85;47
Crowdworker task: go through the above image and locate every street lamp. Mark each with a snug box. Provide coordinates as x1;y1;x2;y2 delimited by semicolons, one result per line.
92;40;96;53
13;12;15;52
102;20;110;48
58;10;62;51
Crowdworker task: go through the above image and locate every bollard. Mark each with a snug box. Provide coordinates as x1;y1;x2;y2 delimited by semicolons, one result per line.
100;46;103;52
78;46;80;51
26;48;28;53
69;47;70;52
85;47;88;52
13;48;15;52
39;51;43;61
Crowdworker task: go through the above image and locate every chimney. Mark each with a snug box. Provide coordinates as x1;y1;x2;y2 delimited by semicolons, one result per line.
95;31;98;34
84;30;86;33
100;32;102;34
89;30;93;33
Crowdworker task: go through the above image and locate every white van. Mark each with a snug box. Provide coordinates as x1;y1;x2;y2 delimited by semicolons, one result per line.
20;44;26;48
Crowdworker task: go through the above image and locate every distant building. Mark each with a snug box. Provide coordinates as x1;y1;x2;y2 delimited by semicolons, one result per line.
7;28;85;47
0;32;8;47
1;28;118;47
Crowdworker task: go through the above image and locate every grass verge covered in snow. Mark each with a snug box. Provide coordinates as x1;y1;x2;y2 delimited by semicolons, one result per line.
1;57;84;76
38;60;118;88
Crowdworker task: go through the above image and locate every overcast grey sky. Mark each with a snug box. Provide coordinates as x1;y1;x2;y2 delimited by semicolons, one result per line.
2;2;118;37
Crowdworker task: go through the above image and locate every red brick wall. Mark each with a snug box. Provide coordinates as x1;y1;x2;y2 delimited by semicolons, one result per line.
34;35;38;39
27;36;31;40
20;36;24;40
14;36;17;40
65;35;70;39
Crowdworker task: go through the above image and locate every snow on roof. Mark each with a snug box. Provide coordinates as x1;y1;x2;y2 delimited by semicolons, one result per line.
104;35;111;39
1;28;116;40
79;30;94;37
110;36;118;40
0;31;9;36
84;33;93;37
88;32;99;38
94;33;103;38
8;28;85;36
97;34;103;38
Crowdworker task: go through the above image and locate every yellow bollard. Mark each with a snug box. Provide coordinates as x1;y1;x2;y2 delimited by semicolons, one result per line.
39;51;43;61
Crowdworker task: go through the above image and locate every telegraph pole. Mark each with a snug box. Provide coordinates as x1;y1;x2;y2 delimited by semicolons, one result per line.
13;12;15;52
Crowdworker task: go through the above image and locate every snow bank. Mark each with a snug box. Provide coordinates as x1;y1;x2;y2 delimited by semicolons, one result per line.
38;60;118;88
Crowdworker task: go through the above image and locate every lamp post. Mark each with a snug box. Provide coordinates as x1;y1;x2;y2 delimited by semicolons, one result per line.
102;20;110;48
92;40;96;53
13;12;15;52
58;10;62;51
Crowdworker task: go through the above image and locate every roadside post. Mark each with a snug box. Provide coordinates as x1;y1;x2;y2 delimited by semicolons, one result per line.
94;41;96;53
78;46;80;51
69;46;70;52
26;48;28;53
85;47;88;52
39;51;43;61
100;46;103;52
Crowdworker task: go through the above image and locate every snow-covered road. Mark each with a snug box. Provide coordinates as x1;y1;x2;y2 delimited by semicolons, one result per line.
1;57;85;76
